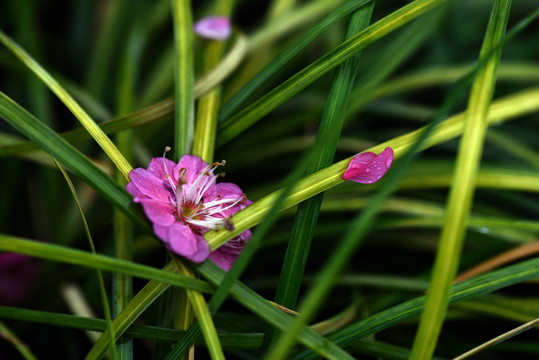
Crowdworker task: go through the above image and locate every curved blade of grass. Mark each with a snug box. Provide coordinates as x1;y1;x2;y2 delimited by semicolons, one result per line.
54;158;118;359
0;320;37;360
0;305;262;349
5;252;539;356
269;3;374;350
410;2;511;358
293;255;539;360
454;298;538;325
454;317;539;360
0;30;132;179
198;261;355;360
192;0;235;163
194;32;248;99
3;60;534;160
374;62;539;98
205;85;539;250
387;165;539;192
171;0;194;159
114;20;145;359
218;0;372;121
0;235;211;293
1;305;442;357
0;91;149;232
216;0;447;146
0;33;247;158
86;263;175;360
172;258;224;360
345;10;441;118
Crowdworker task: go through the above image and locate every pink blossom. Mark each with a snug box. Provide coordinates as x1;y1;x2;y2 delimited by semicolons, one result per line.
343;147;394;184
126;152;252;271
0;252;37;305
193;16;231;40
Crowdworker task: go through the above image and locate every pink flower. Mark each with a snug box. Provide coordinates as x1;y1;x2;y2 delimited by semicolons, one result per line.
193;16;231;40
126;152;252;271
0;252;37;305
343;147;394;184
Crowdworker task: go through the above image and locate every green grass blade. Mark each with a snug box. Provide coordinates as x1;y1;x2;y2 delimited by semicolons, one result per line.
173;258;224;360
3;60;536;160
218;0;372;121
453;317;539;360
191;0;234;163
0;305;265;348
352;339;447;360
0;91;149;233
0;30;132;178
113;20;144;359
410;2;511;358
346;10;440;117
171;0;194;159
0;320;37;360
197;262;355;360
54;158;118;360
204;86;539;250
293;255;539;360
269;2;374;349
0;235;211;293
86;263;174;360
216;0;447;146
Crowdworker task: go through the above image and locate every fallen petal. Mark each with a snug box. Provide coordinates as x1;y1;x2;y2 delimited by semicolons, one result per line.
343;147;394;184
194;16;231;40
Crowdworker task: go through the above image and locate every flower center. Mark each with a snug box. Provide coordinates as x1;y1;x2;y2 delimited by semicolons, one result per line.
161;150;245;233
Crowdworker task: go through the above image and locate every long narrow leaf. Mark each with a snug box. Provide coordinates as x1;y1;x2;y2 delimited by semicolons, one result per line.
0;30;132;178
218;0;372;121
204;86;539;250
410;2;511;358
170;0;194;159
293;255;539;360
269;3;374;350
0;91;149;232
216;0;447;146
0;235;211;293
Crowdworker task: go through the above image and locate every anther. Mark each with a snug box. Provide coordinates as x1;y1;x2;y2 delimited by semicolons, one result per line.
224;219;235;231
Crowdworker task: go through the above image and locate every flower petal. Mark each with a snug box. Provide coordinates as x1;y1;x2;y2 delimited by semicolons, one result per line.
175;154;209;184
343;147;394;184
194;16;231;40
209;182;243;198
147;157;177;182
153;224;170;242
209;249;237;271
137;198;176;226
129;168;170;202
126;182;143;198
209;230;251;271
167;223;210;263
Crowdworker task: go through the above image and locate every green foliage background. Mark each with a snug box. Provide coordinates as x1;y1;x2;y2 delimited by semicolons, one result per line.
0;0;538;359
